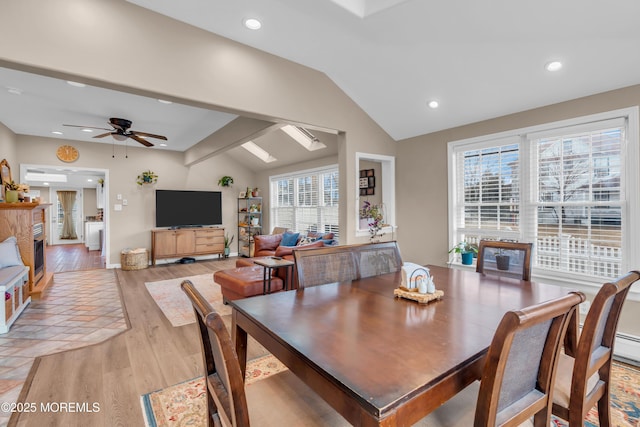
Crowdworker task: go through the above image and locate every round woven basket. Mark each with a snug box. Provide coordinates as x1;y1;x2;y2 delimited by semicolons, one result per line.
121;249;149;271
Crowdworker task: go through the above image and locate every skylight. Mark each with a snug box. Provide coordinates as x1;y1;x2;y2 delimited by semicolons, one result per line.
328;0;411;18
281;125;327;151
242;141;277;163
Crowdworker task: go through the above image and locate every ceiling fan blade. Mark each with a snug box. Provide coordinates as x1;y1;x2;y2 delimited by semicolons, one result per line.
130;134;154;147
63;124;112;131
130;130;167;140
93;132;113;138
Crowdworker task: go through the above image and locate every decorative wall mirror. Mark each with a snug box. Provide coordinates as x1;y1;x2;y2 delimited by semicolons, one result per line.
355;152;395;237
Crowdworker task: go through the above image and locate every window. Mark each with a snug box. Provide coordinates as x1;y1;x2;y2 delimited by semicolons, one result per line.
449;109;639;282
270;165;339;240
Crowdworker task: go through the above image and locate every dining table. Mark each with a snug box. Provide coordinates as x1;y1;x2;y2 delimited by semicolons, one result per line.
230;265;575;426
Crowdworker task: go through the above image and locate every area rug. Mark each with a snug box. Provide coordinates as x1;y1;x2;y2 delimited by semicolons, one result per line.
144;274;231;327
140;354;288;427
140;361;639;427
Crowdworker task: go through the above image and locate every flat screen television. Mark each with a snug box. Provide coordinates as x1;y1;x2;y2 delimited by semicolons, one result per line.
155;190;223;228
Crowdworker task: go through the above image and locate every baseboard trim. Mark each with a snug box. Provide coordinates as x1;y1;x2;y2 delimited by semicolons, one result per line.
615;332;640;364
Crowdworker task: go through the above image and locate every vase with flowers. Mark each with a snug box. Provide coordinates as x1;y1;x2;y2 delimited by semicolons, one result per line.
4;181;28;203
360;201;385;242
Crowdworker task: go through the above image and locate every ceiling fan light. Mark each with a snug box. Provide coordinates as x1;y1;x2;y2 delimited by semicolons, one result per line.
112;134;127;141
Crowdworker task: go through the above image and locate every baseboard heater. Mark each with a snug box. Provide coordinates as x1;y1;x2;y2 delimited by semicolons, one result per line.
614;332;640;366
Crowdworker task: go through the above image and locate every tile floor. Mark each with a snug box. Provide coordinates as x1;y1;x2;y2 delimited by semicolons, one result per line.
0;269;126;426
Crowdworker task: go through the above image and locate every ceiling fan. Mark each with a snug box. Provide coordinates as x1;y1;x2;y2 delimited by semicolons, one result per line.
63;117;167;147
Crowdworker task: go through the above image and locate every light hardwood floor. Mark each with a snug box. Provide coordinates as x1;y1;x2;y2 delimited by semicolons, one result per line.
10;258;264;427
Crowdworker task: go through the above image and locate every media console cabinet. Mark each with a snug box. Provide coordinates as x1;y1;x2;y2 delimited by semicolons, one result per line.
150;227;225;265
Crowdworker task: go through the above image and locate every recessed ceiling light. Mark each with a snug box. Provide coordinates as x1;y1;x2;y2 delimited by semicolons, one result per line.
159;143;167;147
428;100;439;109
67;81;86;87
6;87;22;95
158;99;172;104
545;61;563;72
52;131;63;135
244;18;262;30
82;128;93;133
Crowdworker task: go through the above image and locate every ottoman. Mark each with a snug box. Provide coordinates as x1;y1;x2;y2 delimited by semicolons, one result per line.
214;266;284;303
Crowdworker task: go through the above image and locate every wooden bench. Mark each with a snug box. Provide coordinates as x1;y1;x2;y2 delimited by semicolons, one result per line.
293;241;403;289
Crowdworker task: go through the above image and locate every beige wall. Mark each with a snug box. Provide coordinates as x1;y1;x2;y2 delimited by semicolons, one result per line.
1;0;395;263
14;135;255;263
0;0;397;247
396;84;640;336
397;84;640;266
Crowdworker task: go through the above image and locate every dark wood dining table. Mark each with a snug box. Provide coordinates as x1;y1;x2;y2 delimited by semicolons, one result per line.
231;265;574;426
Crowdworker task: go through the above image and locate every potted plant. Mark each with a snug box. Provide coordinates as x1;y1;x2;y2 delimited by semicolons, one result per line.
223;233;234;258
449;242;477;265
495;249;511;271
218;175;234;187
136;170;158;186
4;181;19;203
251;188;259;197
360;201;385;242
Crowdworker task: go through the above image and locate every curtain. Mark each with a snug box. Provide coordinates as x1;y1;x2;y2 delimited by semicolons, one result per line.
57;190;78;239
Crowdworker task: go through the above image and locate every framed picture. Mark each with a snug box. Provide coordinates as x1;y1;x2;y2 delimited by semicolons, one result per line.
239;191;246;198
368;176;375;188
366;169;374;177
366;187;375;195
359;177;368;189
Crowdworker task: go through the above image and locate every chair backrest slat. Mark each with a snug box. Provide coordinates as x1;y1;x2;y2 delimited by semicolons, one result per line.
293;241;403;289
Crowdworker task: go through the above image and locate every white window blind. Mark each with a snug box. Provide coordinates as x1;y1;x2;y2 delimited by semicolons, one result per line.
449;112;635;281
528;119;624;278
270;166;339;239
452;139;520;245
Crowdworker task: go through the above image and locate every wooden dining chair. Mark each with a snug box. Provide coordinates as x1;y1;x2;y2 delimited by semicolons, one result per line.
357;241;403;278
551;270;640;426
181;280;349;427
476;240;533;281
293;245;359;289
418;291;585;427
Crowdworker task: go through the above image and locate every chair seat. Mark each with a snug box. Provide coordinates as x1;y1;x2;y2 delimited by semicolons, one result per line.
415;381;534;427
552;352;600;407
246;370;349;426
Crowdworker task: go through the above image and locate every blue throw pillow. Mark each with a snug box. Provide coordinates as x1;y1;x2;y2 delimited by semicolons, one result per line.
320;239;335;245
281;232;300;247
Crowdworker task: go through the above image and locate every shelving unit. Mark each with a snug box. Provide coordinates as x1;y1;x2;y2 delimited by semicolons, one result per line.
238;197;262;257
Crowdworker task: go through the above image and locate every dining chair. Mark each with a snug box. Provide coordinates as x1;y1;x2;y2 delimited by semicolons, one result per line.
476;240;533;281
551;270;640;426
418;290;585;427
181;280;349;427
357;241;403;278
293;245;359;289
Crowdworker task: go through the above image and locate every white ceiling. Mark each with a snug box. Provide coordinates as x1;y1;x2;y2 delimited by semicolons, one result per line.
128;0;640;140
2;0;640;178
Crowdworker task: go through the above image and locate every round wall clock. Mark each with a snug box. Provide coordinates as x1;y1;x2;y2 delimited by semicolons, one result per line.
56;145;79;162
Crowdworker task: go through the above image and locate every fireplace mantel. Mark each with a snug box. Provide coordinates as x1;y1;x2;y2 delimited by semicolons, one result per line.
0;203;53;297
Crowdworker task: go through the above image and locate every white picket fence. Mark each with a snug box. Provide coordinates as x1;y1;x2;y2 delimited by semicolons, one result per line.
536;235;621;278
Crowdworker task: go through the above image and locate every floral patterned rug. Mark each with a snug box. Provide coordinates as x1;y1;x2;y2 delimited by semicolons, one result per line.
144;274;231;327
141;360;639;427
141;354;287;427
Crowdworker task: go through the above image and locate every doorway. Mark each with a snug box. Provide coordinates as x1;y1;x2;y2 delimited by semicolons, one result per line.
51;189;83;245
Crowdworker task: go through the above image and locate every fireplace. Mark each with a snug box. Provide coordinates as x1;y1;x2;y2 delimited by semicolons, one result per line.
34;239;44;281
